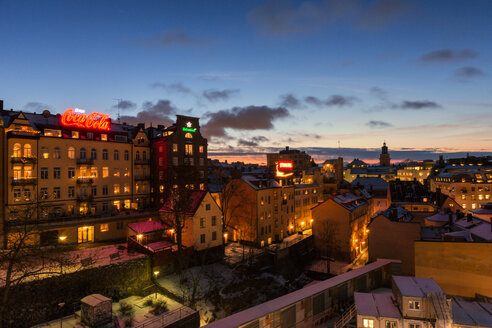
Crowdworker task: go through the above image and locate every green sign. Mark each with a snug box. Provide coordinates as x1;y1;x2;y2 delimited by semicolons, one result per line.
182;127;196;132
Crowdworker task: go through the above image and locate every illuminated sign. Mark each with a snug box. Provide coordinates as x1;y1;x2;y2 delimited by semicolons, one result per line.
276;160;294;178
61;109;111;131
183;121;196;132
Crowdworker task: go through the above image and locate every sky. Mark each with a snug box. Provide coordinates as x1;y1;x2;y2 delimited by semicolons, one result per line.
1;0;492;164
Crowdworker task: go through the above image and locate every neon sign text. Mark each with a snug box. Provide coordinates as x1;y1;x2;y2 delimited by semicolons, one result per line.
183;127;196;132
278;161;293;170
61;109;111;131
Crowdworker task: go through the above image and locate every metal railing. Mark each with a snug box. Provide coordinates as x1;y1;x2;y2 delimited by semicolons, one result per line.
134;306;196;328
11;177;37;186
333;303;357;328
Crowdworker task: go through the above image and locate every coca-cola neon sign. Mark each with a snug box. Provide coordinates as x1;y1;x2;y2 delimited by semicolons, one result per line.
60;109;111;131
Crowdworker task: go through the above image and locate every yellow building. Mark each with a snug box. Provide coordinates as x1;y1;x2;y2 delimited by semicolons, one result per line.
293;183;320;231
1;108;154;247
396;160;434;184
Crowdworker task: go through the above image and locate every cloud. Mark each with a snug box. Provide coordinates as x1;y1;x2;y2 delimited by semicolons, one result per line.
394;100;442;110
24;102;50;112
202;106;290;137
248;0;410;36
197;71;260;81
279;93;303;109
369;87;388;100
151;82;192;94
119;99;176;126
366;120;393;128
238;139;259;147
252;136;269;143
305;95;358;107
419;49;477;63
139;30;210;48
112;100;136;111
454;66;485;78
202;89;239;102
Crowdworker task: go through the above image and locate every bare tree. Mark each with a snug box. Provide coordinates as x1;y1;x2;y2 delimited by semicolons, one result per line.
0;205;74;328
315;219;342;260
218;180;243;245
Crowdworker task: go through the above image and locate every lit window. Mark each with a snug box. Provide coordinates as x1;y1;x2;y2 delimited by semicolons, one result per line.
185;132;193;139
363;319;374;328
41;147;49;159
124;184;130;193
91;167;98;178
100;224;109;232
102;167;109;178
13;166;22;179
68;147;75;159
124;168;129;177
101;134;107;141
72;131;79;139
124;199;131;209
199;145;204;153
113;168;120;177
409;324;421;328
185;144;193;155
114;184;120;194
385;321;397;328
409;300;421;310
44;129;61;137
24;189;31;201
472;203;476;209
173;144;178;152
13;143;21;157
200;218;205;228
13;189;21;201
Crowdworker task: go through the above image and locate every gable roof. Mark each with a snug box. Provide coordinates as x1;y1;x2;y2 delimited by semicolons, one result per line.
127;221;167;234
159;190;208;216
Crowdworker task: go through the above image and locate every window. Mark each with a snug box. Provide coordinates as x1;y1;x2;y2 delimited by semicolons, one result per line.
173;157;178;166
136;151;140;160
102;185;108;195
211;216;217;226
41;146;49;159
23;144;32;157
114;150;119;160
205;204;211;211
102;149;108;160
159;146;164;152
100;224;109;232
53;167;61;179
124;150;129;160
13;166;22;179
91;148;97;160
173;144;178;152
409;300;421;310
68;186;75;198
53;187;60;199
24;189;31;201
116;221;123;229
115;135;127;142
13;143;21;157
92;185;97;196
200;218;205;228
41;167;48;179
40;188;48;199
45;129;61;137
261;227;264;235
72;131;79;139
13;189;21;201
68;168;75;179
159;157;164;166
87;132;93;140
409;324;421;328
80;148;86;159
91;167;97;178
199;145;204;153
114;184;120;194
185;144;193;155
200;234;205;243
185;132;193;139
200;183;204;190
199;158;205;166
102;167;109;178
212;231;217;241
143;151;147;160
102;203;109;212
124;184;130;193
68;147;75;159
385;321;397;328
363;319;374;328
101;134;107;141
53;147;61;159
113;168;120;177
124;168;129;177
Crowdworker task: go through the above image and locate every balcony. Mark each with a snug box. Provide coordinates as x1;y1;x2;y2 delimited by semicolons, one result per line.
76;158;94;165
135;159;150;165
76;177;94;184
11;156;37;164
77;195;94;202
135;175;151;181
11;177;37;186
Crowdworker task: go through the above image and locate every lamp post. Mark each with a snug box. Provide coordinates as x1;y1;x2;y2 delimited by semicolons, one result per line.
153;271;160;301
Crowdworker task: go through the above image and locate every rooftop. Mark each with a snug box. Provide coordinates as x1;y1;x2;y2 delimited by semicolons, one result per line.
354;292;401;319
392;276;443;298
452;300;492;328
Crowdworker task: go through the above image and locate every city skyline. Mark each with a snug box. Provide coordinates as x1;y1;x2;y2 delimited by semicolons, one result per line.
1;0;491;164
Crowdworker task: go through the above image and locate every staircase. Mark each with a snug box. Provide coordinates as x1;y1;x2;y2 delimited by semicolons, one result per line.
334;303;357;328
429;292;453;328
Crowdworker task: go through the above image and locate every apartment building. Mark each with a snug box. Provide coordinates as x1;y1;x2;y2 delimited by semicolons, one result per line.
0;105;204;248
396;160;434;185
293;183;320;231
354;276;492;328
151;115;208;204
312;192;371;262
225;176;294;247
430;165;492;211
266;146;313;178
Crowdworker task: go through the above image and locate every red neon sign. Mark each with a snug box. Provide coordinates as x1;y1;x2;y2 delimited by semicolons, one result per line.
61;109;111;131
278;161;293;171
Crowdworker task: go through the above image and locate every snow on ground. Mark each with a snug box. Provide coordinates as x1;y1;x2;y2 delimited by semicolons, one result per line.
224;243;264;265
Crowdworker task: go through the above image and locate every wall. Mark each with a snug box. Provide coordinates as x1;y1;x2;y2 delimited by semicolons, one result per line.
227;179;258;245
368;215;421;275
192;192;223;251
414;241;492;297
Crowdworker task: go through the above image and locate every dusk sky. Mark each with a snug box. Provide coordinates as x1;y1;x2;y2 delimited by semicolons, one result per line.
1;0;491;164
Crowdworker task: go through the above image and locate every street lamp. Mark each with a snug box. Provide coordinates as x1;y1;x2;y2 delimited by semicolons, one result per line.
153;271;160;300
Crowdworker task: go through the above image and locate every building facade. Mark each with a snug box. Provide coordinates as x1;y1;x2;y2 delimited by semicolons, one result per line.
266;146;313;178
379;142;391;166
293;183;320;231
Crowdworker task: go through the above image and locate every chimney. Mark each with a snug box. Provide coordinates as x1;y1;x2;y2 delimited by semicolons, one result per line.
448;212;453;227
137;123;145;129
0;99;3;111
286;146;289;151
466;213;472;222
157;124;164;130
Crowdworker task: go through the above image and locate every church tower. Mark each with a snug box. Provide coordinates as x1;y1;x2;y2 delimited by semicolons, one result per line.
379;142;391;166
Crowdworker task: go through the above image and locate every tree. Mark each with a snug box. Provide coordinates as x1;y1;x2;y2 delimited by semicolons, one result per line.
0;205;74;328
218;180;243;245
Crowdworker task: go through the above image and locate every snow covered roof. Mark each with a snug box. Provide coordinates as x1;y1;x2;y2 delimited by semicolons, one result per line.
352;177;388;191
127;221;167;234
454;216;492;242
242;175;281;190
425;212;452;223
377;207;413;222
333;193;368;211
452;300;492;327
392;276;443;298
159;190;208;216
354;292;401;319
204;259;399;328
443;230;473;241
81;294;111;306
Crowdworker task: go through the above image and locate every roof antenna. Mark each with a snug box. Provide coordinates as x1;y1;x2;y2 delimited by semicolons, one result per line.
113;98;122;123
337;140;341;157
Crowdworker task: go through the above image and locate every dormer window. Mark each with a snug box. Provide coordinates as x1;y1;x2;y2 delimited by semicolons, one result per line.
409;300;421;310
